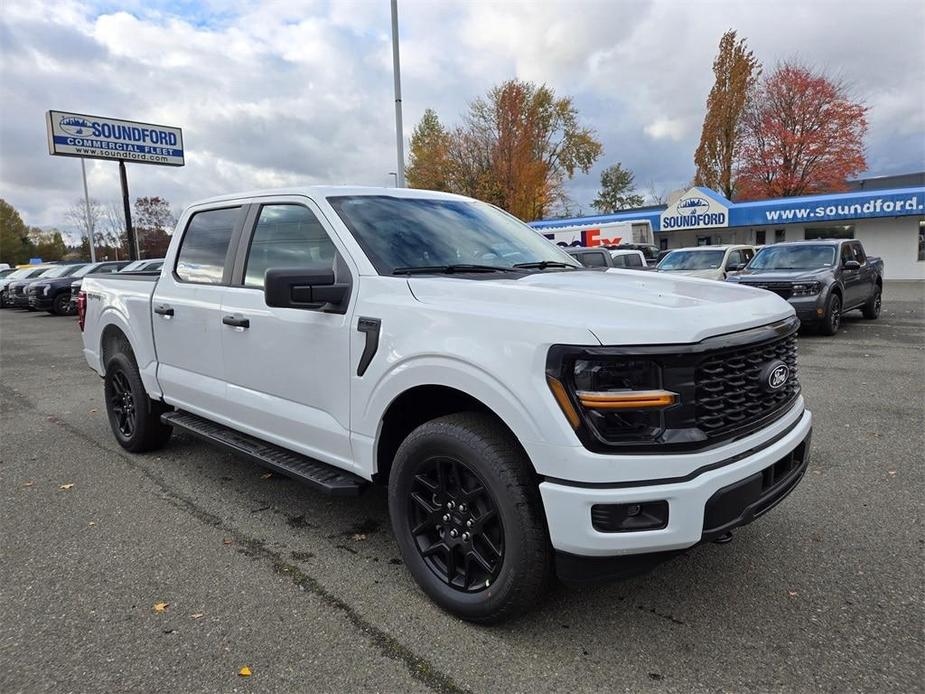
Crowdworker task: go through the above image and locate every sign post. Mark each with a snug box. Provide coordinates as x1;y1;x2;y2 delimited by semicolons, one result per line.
80;159;97;263
46;110;184;261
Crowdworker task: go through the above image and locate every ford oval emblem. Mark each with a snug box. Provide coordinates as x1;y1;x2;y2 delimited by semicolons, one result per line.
760;360;790;392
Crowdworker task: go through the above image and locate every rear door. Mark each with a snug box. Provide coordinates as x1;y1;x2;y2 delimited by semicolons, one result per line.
153;205;246;417
219;197;358;470
848;242;874;307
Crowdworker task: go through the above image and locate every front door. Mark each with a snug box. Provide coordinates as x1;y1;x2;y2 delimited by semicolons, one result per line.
219;199;357;472
153;205;245;417
840;242;865;308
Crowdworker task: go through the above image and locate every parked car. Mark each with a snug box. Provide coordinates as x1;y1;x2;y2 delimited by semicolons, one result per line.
565;246;616;268
606;243;661;266
608;248;649;270
27;263;95;315
726;240;883;336
2;266;62;308
80;187;811;623
65;260;133;313
656;245;756;281
0;267;52;307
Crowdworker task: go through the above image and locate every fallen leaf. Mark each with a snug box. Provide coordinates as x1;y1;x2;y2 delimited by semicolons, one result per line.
191;613;204;619
88;522;96;527
59;483;75;490
788;591;798;597
153;602;169;613
260;472;272;480
888;470;897;477
23;481;34;487
351;533;367;542
223;538;233;545
89;409;97;414
239;666;252;677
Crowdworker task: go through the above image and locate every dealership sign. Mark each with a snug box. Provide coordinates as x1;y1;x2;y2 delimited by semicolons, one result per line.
660;187;730;230
46;110;184;166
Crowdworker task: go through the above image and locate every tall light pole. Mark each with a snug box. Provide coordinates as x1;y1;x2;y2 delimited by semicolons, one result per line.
390;0;405;187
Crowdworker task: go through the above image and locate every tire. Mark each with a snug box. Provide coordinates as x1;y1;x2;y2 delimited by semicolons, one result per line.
52;292;74;316
104;350;172;452
388;412;551;624
862;284;882;320
819;293;841;336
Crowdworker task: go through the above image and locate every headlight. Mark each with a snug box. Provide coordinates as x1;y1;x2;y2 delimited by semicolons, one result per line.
791;282;821;296
547;350;678;446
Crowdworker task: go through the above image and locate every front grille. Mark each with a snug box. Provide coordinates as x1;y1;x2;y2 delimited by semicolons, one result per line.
695;331;799;437
741;282;792;299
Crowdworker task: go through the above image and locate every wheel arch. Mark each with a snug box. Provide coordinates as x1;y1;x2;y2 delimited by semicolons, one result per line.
373;384;536;485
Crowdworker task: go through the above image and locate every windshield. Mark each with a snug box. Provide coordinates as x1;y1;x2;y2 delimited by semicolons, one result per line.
327;196;581;275
748;245;835;270
4;268;34;279
71;263;103;278
42;264;83;278
658;250;725;270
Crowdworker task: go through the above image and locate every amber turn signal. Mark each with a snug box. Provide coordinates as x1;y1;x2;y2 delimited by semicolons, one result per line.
546;375;581;429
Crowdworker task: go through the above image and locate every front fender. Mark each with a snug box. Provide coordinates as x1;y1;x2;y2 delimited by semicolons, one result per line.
359;355;549;450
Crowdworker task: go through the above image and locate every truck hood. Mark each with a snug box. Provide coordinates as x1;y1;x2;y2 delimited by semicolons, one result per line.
408;269;794;345
732;268;830;282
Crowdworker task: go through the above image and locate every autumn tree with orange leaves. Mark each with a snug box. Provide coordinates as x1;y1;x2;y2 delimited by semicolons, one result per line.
736;62;868;200
406;80;602;220
694;30;761;200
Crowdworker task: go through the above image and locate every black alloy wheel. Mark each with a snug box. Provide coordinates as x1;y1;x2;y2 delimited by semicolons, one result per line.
407;456;504;592
53;292;74;315
821;294;841;336
863;286;882;319
108;369;137;439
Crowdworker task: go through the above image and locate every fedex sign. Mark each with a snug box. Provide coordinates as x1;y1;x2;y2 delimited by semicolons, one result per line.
541;221;628;247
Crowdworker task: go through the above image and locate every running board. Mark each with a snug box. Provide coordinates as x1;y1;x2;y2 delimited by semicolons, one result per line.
161;410;368;496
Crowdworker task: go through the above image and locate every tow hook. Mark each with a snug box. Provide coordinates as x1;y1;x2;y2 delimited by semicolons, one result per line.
713;531;734;544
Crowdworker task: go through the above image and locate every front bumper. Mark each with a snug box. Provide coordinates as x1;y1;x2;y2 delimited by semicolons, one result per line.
539;407;812;558
788;294;827;323
28;294;53;310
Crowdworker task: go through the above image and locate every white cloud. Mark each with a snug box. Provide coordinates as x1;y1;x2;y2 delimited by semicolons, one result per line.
644;117;687;142
0;0;922;235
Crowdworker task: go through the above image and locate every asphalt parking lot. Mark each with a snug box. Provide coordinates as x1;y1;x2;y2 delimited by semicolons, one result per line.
1;283;923;693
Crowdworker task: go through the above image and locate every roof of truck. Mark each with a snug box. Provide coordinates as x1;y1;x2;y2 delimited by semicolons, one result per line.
193;186;472;206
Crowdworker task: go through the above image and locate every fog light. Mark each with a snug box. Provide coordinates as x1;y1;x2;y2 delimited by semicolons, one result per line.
591;501;669;533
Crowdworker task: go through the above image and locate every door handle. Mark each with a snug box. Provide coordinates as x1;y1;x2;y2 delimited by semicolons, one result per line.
222;314;250;329
154;304;174;316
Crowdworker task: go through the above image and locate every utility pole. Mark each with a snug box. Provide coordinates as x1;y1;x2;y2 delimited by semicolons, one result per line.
390;0;405;187
119;160;139;261
80;159;97;262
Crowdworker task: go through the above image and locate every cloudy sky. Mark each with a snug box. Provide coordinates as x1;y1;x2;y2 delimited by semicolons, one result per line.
2;0;924;235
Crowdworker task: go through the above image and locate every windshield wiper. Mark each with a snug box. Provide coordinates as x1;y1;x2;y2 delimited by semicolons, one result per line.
511;260;576;270
392;264;515;275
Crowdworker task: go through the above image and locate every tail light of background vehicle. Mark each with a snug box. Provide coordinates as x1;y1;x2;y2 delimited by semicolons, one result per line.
76;291;87;331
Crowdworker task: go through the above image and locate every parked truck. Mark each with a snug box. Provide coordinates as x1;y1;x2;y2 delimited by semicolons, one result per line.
727;240;883;336
79;187;812;622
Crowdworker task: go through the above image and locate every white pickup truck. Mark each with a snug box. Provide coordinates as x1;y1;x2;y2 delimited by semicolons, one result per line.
79;187;812;623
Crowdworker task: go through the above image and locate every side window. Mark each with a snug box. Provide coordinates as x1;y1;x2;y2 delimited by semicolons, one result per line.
852;243;866;264
176;207;240;284
583;252;608;268
726;250;742;267
627;255;643;268
743;248;755;262
611;255;627;268
840;244;853;266
243;204;337;289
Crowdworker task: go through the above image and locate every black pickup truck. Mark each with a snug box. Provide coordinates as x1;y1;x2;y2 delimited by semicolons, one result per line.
727;240;883;336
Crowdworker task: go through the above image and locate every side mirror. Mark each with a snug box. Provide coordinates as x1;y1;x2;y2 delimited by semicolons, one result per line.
843;260;861;271
264;267;350;312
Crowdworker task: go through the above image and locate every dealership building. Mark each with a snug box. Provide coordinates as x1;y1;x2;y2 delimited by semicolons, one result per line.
531;173;925;280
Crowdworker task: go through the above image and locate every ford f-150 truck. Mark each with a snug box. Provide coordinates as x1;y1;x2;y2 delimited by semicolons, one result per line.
79;187;813;623
727;240;883;336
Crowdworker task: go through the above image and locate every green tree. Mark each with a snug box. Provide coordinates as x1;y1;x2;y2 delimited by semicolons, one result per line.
694;30;761;199
29;227;67;261
0;199;36;265
406;108;452;191
592;163;645;213
133;196;175;258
